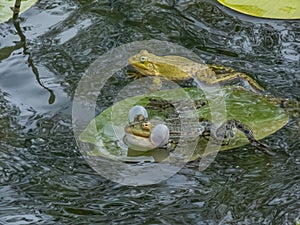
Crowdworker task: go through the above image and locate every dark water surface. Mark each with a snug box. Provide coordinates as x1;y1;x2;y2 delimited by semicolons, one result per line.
0;0;299;224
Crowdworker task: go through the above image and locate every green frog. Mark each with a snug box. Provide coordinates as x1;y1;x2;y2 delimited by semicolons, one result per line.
124;103;269;155
128;50;264;92
79;87;295;162
124;105;171;152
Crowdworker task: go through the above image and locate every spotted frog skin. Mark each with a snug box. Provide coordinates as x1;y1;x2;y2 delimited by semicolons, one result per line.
128;50;264;92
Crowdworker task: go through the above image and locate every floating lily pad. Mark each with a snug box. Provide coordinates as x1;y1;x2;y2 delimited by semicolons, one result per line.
0;0;37;24
217;0;300;19
79;87;289;162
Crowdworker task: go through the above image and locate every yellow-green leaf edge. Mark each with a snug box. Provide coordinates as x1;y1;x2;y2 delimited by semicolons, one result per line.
0;0;38;24
217;0;300;19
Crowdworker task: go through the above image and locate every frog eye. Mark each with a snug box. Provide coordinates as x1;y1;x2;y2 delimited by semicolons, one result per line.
128;105;148;122
150;124;169;147
140;56;148;62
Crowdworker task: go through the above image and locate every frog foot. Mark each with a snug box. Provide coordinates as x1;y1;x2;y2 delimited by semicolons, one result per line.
205;65;264;92
127;71;144;80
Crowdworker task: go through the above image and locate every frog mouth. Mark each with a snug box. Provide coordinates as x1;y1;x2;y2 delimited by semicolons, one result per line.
128;62;152;76
123;133;158;152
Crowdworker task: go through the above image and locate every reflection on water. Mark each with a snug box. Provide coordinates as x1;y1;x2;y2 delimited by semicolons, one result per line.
13;15;56;104
0;0;299;224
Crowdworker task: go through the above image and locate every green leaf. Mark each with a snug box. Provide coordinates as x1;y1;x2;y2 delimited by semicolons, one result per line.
217;0;300;19
0;0;38;24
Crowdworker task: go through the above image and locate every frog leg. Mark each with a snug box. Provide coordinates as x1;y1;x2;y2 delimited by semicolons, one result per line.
201;65;265;92
200;119;273;155
218;119;275;155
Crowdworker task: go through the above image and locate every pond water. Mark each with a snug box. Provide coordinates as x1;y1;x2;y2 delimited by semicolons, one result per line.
0;0;299;224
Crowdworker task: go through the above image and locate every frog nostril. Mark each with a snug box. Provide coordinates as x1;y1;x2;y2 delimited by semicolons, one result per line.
142;122;152;130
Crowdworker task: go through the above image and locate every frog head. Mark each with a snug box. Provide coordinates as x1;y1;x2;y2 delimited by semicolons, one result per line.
125;119;152;138
123;105;170;151
128;50;160;76
128;50;201;80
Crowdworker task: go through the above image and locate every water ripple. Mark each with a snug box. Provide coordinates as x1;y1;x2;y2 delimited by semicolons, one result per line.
0;0;299;224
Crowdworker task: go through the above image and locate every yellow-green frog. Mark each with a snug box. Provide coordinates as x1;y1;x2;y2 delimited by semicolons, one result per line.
128;50;264;92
